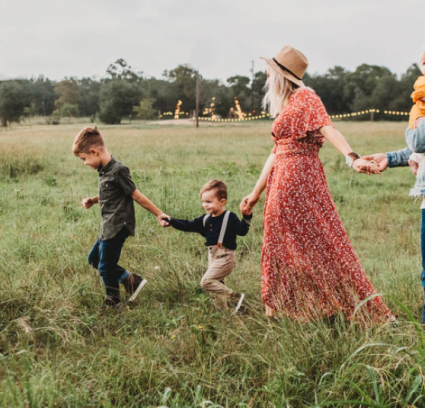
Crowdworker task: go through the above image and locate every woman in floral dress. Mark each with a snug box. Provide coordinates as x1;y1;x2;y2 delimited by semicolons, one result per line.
240;46;392;322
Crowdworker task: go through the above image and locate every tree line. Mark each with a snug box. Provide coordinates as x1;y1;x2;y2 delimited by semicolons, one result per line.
0;58;422;126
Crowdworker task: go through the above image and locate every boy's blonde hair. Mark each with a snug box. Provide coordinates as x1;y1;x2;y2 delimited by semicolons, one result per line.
200;179;227;200
72;126;105;155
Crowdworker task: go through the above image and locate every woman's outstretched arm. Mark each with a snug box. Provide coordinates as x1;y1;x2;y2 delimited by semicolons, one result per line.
319;126;380;174
240;153;276;214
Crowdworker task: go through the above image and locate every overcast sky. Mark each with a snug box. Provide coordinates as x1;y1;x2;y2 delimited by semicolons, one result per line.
1;0;424;82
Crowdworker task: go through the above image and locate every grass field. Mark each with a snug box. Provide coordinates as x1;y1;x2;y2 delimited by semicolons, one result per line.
1;121;425;407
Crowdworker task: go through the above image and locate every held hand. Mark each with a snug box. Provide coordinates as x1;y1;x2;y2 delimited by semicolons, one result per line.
408;158;419;175
82;197;95;209
157;213;171;227
362;153;388;172
352;159;380;175
414;117;425;128
240;192;261;215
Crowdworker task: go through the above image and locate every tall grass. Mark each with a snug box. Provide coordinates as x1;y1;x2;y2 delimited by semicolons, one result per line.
0;121;424;407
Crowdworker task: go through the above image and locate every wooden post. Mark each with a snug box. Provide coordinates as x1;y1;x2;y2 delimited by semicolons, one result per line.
195;71;200;128
371;110;374;122
250;60;254;114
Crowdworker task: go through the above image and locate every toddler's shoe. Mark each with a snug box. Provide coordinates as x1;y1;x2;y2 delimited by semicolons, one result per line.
229;292;245;313
123;273;147;302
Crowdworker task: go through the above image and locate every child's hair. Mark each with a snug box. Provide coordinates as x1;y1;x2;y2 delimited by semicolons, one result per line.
72;126;105;155
200;179;227;200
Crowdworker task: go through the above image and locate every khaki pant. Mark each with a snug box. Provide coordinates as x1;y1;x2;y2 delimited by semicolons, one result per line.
201;246;236;308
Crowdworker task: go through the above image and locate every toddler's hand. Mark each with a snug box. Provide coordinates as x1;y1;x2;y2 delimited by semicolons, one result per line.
240;205;252;216
408;159;419;175
408;154;421;175
157;213;171;227
414;117;425;128
82;197;94;209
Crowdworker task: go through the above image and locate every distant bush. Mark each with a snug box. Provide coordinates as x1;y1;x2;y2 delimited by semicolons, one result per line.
99;80;143;124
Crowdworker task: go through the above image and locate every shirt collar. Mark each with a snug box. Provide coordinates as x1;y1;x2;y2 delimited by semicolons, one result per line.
98;156;116;174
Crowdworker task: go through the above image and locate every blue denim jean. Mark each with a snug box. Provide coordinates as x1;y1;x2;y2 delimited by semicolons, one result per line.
421;210;425;323
88;227;130;302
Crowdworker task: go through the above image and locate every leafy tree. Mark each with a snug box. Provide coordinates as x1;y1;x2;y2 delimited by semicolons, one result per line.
55;80;80;106
252;71;267;112
0;80;28;126
99;80;143;124
77;77;101;117
54;80;80;117
305;66;352;115
98;59;145;124
106;59;143;82
29;76;56;116
227;75;251;111
227;75;250;95
142;77;179;114
133;98;157;120
1;60;424;124
163;65;197;110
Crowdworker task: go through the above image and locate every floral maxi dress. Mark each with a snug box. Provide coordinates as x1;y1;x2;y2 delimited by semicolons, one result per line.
262;88;391;322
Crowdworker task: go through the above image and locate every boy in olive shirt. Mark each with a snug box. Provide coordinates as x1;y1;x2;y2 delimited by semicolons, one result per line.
73;127;169;308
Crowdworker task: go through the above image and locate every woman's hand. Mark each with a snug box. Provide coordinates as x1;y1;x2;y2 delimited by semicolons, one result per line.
362;153;388;172
352;159;380;175
240;191;261;215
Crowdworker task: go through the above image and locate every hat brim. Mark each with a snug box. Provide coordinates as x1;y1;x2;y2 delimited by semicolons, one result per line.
261;57;305;88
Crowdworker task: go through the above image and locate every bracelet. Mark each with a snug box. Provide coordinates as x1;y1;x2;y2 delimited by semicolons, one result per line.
345;152;361;168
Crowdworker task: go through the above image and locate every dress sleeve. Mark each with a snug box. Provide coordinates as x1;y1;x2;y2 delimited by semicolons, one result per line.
303;90;333;135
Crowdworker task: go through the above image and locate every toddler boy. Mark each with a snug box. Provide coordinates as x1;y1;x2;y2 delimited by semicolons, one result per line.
164;179;252;312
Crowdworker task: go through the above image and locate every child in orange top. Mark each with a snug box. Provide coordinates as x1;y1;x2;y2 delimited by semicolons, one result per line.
409;75;425;130
407;53;425;176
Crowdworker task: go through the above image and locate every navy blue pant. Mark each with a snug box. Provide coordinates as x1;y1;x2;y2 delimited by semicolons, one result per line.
88;228;130;302
420;210;425;323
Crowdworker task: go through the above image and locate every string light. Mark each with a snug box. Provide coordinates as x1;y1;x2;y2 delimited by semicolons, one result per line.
234;97;244;119
329;108;410;119
174;100;182;119
192;113;271;122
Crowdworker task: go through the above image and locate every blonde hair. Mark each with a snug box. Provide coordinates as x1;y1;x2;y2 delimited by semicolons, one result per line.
200;179;227;200
262;66;304;117
72;126;105;155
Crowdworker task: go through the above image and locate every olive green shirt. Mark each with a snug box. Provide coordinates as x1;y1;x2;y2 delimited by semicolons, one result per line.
98;157;137;240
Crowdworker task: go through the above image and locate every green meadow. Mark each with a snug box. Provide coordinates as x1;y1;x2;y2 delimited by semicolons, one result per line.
1;121;425;407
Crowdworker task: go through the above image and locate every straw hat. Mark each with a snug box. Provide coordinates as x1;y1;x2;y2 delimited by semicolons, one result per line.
261;46;308;87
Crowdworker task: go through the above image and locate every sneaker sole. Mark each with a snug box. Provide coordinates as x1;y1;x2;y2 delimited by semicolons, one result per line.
128;279;147;302
233;293;245;314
